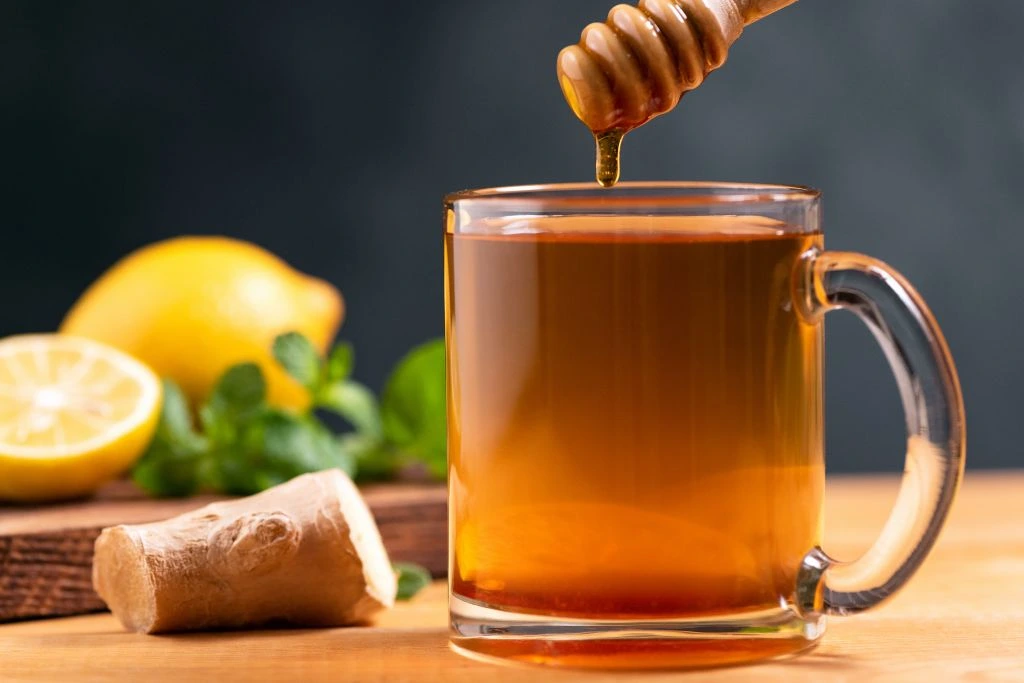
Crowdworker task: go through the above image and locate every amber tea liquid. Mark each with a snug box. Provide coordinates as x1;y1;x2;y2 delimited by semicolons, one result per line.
447;215;824;625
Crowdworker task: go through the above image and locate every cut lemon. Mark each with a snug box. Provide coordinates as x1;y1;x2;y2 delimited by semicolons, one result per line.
0;334;161;502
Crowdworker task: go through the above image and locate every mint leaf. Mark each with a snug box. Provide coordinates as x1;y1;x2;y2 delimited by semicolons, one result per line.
311;422;357;478
208;445;269;495
326;342;354;383
158;379;201;445
203;362;266;429
317;340;383;447
133;438;203;497
262;410;356;479
318;380;382;437
190;362;271;494
273;332;322;391
132;379;207;497
204;412;308;496
262;410;324;473
394;562;431;600
380;339;447;479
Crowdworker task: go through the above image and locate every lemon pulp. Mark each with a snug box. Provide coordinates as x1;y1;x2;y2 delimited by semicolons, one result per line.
0;334;161;502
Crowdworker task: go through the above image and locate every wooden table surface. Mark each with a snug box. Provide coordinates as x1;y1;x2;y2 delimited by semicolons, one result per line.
3;472;1022;682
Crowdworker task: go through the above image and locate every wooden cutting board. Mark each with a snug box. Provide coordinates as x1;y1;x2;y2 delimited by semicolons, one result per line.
0;480;446;623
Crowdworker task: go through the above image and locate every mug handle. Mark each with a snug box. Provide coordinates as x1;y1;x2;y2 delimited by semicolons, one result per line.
795;249;966;616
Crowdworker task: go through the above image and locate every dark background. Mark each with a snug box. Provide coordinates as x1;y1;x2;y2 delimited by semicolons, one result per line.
2;1;1019;471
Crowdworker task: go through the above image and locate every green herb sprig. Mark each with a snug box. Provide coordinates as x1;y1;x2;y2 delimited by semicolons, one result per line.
133;333;446;497
394;562;432;601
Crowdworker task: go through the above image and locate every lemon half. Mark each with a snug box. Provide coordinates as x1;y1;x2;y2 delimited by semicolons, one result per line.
0;335;161;502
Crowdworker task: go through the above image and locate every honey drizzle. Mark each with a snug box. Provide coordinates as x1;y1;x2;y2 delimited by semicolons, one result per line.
595;129;625;188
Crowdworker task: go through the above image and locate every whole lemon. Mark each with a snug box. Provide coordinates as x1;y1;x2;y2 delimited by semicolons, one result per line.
61;236;343;409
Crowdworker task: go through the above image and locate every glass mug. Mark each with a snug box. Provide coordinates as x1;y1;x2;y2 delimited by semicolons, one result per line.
443;183;964;669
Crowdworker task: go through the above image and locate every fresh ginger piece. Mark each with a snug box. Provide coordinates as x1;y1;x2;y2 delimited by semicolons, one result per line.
92;469;397;634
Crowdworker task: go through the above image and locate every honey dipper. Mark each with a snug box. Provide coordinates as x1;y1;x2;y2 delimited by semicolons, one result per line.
557;0;798;186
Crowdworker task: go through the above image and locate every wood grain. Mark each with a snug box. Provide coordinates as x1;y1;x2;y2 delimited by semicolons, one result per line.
1;471;1022;682
0;481;446;622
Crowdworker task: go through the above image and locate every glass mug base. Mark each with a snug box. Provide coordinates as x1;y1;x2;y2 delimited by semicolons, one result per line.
450;595;825;670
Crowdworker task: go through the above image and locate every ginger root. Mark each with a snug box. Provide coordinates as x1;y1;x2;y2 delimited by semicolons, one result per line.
92;469;397;634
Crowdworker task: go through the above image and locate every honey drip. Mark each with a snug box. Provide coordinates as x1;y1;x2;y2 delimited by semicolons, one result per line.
557;0;797;186
596;129;625;187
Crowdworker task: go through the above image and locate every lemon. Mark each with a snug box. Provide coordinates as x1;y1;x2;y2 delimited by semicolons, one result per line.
60;236;343;409
0;335;161;502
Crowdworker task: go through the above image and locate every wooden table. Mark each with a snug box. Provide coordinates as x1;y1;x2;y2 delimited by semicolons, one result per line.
3;472;1022;682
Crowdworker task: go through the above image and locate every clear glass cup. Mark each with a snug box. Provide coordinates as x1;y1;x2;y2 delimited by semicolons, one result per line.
443;182;965;669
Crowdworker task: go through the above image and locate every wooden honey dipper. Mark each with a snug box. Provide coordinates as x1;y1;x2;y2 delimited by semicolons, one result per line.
557;0;798;186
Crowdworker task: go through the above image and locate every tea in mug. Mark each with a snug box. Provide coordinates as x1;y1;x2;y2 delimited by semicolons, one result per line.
447;215;824;620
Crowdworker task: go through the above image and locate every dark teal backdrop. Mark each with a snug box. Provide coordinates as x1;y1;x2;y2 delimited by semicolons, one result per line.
2;1;1018;471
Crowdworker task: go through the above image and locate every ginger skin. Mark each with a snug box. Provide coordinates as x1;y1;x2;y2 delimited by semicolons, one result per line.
93;469;396;634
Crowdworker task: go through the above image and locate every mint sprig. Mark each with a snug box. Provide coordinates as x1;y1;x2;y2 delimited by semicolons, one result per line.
379;340;446;479
133;332;446;497
132;379;207;497
394;562;432;601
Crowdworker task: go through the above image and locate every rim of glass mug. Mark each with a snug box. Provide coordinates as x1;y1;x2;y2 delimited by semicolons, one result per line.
444;182;822;232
